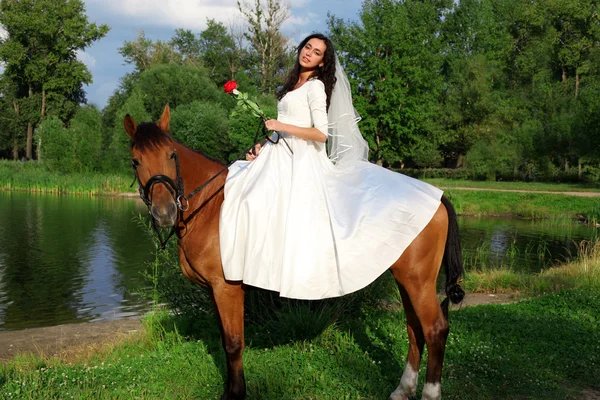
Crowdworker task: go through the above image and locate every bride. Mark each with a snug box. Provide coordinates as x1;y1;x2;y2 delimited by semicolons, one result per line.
219;33;443;299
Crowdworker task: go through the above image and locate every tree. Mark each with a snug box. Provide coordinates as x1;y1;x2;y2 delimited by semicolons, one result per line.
0;0;109;159
134;63;225;121
238;0;291;94
0;76;25;159
329;0;451;166
198;19;245;85
171;101;232;161
119;31;181;74
108;89;151;172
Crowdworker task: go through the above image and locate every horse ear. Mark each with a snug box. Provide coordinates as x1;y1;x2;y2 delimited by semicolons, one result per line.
158;104;171;133
124;114;137;138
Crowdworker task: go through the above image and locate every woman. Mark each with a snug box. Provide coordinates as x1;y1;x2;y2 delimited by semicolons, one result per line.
219;33;443;299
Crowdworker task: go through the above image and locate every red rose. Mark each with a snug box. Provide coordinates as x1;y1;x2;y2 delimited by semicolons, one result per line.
224;80;237;93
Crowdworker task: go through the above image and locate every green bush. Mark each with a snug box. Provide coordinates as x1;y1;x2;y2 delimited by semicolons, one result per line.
108;89;151;172
464;139;519;180
393;167;473;180
38;117;73;173
70;106;103;172
171;101;231;162
227;99;277;160
135;64;227;120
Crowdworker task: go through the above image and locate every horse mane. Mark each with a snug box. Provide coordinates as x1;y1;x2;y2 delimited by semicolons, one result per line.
131;122;226;166
131;122;173;151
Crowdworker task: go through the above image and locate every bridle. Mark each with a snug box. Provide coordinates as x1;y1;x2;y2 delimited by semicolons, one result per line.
131;120;293;250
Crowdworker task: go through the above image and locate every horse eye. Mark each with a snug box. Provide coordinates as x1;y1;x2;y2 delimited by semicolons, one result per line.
170;152;176;160
132;159;140;168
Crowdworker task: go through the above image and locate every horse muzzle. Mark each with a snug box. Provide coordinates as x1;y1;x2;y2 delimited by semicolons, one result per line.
151;202;178;228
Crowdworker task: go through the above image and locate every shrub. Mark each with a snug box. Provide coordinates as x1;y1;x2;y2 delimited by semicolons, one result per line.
38;117;73;173
171;101;231;162
108;89;151;172
227;98;277;160
70;106;103;172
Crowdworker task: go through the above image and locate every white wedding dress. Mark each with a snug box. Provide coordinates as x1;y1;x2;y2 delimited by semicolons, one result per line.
219;79;443;299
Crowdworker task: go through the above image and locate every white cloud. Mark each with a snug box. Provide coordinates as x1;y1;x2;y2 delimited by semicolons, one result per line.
77;50;97;70
86;0;242;30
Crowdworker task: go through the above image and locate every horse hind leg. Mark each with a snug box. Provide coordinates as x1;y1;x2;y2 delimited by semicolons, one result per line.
404;283;449;400
389;285;425;400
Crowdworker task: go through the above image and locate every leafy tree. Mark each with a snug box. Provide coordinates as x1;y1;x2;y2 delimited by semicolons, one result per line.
329;0;451;165
134;63;226;121
108;89;151;172
170;28;202;66
70;106;103;172
227;96;277;159
0;0;109;159
198;19;245;85
171;101;231;161
38;117;72;173
0;76;25;159
238;0;291;94
119;31;181;73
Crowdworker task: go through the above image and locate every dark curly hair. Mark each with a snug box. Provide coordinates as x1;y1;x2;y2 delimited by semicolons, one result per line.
277;33;337;110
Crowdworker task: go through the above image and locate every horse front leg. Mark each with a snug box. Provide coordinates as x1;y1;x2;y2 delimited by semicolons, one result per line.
211;283;246;400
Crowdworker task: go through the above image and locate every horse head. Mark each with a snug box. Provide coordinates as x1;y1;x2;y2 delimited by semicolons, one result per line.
125;104;180;228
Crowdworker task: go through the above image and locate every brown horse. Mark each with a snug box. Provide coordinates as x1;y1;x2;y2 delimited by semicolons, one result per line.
125;105;465;400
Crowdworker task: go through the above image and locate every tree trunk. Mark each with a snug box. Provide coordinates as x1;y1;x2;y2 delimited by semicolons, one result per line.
38;90;46;161
575;74;580;97
456;153;464;168
12;101;20;160
375;132;383;166
578;159;582;180
562;69;567;83
26;85;33;160
565;159;569;170
41;90;46;119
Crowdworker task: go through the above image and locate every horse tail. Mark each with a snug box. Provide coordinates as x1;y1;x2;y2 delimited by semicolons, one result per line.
440;195;465;320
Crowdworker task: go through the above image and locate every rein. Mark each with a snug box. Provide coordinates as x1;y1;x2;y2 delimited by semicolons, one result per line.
132;120;293;250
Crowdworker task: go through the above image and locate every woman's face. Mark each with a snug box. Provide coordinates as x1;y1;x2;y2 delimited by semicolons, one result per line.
299;38;327;70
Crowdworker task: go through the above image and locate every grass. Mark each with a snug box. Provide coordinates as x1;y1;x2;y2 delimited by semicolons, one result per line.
463;240;600;294
0;287;598;399
445;188;600;219
425;178;600;193
0;160;132;195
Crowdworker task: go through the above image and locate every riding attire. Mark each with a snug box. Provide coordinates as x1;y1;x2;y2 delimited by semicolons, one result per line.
219;62;443;300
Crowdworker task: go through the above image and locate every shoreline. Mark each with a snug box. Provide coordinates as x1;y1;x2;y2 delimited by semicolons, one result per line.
0;318;143;363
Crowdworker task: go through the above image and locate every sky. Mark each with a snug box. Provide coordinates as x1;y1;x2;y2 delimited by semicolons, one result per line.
79;0;364;109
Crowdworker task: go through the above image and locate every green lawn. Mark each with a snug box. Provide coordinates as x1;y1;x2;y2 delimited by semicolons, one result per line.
425;178;600;193
1;287;598;400
444;188;600;220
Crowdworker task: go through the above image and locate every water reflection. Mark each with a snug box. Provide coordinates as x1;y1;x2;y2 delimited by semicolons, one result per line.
0;192;154;331
458;217;598;272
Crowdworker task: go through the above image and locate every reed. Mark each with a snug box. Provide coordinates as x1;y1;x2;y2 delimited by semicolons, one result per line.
464;240;600;294
0;160;131;195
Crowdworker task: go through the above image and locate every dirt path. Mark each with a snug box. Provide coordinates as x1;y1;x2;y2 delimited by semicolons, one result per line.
0;318;142;362
447;186;600;197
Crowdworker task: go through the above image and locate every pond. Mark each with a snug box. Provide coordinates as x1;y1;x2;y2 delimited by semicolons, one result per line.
0;192;154;331
0;192;597;331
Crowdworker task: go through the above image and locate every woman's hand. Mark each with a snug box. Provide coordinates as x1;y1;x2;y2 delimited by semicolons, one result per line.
246;143;262;161
264;119;285;132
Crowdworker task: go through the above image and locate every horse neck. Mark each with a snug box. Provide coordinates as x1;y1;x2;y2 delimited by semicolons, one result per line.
174;142;227;207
